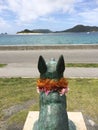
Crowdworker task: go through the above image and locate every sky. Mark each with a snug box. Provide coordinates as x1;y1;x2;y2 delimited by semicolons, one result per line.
0;0;98;34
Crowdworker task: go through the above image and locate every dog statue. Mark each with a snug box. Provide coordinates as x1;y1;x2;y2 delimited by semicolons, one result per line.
36;55;69;130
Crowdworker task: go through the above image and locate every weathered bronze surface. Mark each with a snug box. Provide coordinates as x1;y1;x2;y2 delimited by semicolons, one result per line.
33;55;69;130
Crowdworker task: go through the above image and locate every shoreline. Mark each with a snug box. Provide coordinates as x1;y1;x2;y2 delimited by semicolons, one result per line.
0;44;98;50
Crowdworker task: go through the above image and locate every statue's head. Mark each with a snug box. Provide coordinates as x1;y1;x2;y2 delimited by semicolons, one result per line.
38;55;65;79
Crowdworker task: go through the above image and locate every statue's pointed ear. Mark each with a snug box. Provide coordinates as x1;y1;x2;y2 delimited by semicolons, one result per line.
56;55;65;73
38;55;47;74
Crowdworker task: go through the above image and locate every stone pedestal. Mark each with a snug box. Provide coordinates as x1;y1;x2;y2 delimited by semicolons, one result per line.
23;111;87;130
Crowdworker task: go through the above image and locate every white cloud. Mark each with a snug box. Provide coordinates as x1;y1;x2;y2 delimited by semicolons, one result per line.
0;18;4;25
78;8;98;25
0;0;7;12
96;0;98;4
0;17;11;32
3;0;76;23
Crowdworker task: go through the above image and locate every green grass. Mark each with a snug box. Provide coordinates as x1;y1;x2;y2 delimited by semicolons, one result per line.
0;78;39;121
66;63;98;67
0;78;98;126
0;64;7;68
0;78;37;107
67;78;98;123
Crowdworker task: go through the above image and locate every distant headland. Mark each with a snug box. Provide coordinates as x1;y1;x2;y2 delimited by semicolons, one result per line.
17;25;98;34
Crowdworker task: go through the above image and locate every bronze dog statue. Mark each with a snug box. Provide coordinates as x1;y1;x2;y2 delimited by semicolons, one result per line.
35;55;69;130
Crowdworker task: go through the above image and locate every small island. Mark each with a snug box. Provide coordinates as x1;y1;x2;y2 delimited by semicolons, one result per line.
17;29;52;34
17;25;98;34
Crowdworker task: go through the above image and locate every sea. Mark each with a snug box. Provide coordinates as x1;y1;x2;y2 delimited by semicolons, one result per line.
0;32;98;46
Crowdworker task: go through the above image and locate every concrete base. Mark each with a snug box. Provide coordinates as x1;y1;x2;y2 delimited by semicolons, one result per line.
23;111;87;130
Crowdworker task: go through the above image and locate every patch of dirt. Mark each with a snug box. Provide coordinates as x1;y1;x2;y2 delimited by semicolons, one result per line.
0;99;36;130
0;121;8;130
2;100;36;120
6;123;24;130
83;115;98;130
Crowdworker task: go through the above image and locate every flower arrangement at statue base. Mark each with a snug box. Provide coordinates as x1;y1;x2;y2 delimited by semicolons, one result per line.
37;78;69;95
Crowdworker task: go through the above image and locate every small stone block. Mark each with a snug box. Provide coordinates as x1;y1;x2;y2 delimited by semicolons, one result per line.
23;111;87;130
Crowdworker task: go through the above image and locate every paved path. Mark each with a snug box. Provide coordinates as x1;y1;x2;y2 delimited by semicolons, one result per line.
0;49;98;63
0;49;98;78
0;63;98;78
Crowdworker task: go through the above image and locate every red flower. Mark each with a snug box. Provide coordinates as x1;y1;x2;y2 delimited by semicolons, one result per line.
37;78;69;95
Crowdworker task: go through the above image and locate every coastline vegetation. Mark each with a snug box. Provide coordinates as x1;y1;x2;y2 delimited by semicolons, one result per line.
0;78;98;128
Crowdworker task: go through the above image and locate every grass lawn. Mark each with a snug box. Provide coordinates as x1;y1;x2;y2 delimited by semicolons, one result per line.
0;78;98;127
65;63;98;67
0;64;7;68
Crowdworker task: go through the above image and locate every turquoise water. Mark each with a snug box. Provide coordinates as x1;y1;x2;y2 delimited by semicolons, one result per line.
0;32;98;45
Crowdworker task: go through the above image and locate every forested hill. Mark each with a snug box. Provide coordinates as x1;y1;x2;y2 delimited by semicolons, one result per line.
62;25;98;32
17;25;98;34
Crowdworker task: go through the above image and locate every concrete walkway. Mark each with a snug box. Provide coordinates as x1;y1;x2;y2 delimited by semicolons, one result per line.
0;49;98;64
0;63;98;78
0;49;98;78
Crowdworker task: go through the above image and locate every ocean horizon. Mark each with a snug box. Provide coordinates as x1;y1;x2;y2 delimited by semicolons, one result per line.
0;32;98;46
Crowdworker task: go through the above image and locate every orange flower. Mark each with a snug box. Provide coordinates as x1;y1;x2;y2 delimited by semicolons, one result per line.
37;78;68;95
